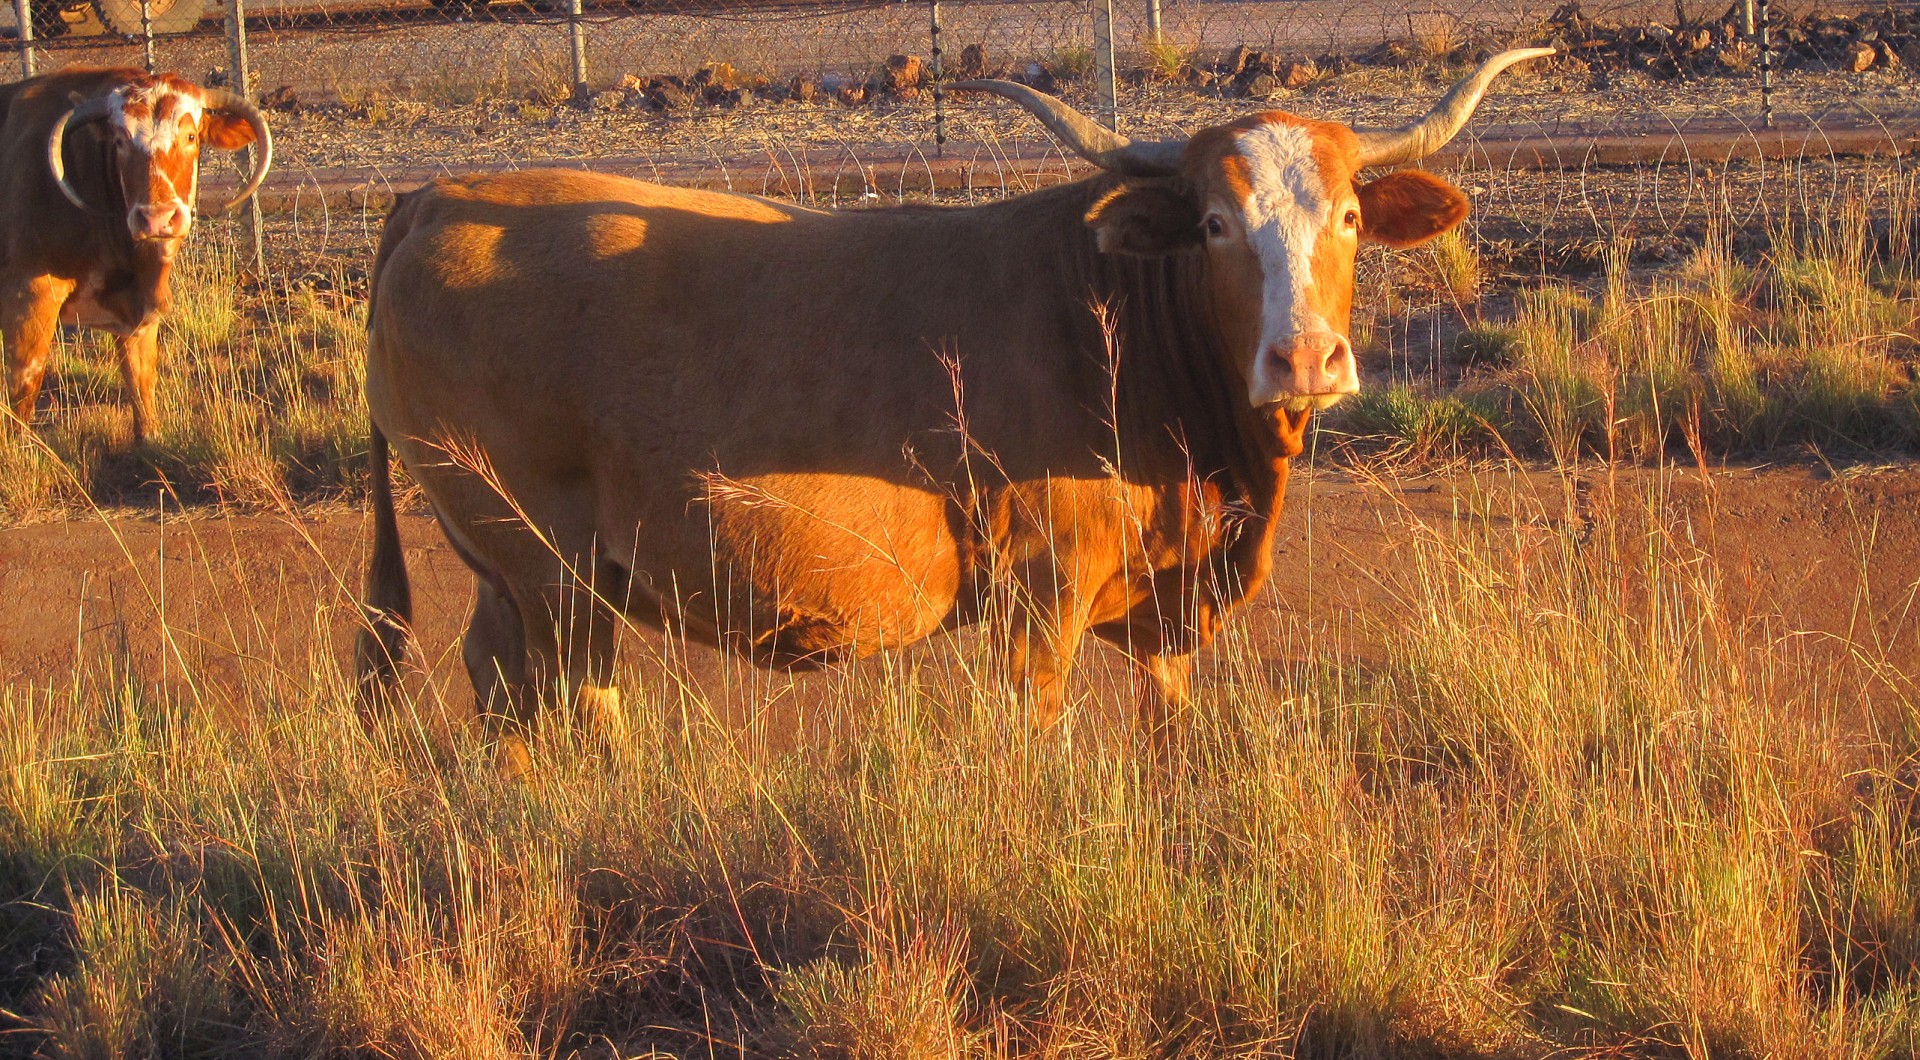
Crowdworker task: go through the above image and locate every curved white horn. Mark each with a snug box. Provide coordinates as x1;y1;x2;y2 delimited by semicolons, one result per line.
953;79;1185;176
1352;47;1556;167
46;94;118;217
201;89;273;210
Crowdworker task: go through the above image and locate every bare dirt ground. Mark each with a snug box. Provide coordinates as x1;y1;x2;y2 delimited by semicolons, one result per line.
6;462;1917;726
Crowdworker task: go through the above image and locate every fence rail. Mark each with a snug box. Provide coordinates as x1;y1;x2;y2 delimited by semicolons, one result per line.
8;0;1892;110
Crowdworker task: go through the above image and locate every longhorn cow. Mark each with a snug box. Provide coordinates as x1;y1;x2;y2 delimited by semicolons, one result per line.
1;67;271;441
356;49;1552;755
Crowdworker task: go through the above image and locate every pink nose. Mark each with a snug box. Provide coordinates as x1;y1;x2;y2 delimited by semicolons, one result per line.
129;203;188;239
1265;332;1358;398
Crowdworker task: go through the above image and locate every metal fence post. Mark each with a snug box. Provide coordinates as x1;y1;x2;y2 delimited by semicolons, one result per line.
14;0;33;78
1757;0;1772;129
141;0;156;73
567;0;588;101
225;0;264;273
1092;0;1117;130
930;0;944;158
1145;0;1161;45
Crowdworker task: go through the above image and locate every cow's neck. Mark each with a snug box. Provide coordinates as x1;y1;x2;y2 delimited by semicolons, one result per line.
1038;177;1300;598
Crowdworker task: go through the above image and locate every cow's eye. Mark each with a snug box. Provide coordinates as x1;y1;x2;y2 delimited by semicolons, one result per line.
1343;208;1360;228
184;130;197;143
1204;214;1226;238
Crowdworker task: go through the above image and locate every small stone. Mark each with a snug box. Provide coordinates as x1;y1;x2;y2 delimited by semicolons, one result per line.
836;81;868;106
882;54;925;94
1372;40;1417;66
957;43;989;79
1644;22;1673;42
721;87;754;108
645;78;692;111
1020;62;1057;93
1877;39;1903;68
1276;59;1318;88
693;61;739;91
788;75;820;103
1242;72;1280;97
590;89;624;112
1846;39;1877;72
1677;27;1711;53
1221;44;1255;76
1317;53;1355;75
261;84;300;112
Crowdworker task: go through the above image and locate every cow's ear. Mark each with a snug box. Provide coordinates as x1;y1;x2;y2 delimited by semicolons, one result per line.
1085;182;1202;257
200;110;258;151
1354;170;1469;249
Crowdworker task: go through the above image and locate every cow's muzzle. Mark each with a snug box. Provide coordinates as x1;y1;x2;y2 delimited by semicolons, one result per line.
1251;332;1359;411
128;202;191;242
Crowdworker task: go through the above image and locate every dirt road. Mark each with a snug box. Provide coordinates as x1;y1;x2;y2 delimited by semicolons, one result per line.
5;463;1918;717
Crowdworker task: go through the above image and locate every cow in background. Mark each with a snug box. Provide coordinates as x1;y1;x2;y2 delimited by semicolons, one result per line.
2;67;271;442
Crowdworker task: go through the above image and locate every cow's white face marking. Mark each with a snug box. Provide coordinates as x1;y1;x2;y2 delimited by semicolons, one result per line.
1202;120;1361;408
106;85;205;242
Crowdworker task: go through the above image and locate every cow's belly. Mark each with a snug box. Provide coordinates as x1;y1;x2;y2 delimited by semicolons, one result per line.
612;472;967;665
58;284;138;335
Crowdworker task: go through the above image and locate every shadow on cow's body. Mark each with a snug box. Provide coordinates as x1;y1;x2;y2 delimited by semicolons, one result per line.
354;52;1553;765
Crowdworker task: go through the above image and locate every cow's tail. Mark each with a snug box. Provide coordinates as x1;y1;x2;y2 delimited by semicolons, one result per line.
355;191;424;708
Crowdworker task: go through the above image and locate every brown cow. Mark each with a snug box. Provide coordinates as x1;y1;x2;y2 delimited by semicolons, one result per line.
1;67;270;442
356;49;1551;757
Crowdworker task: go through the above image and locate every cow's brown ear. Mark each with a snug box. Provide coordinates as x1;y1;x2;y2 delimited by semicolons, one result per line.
1354;170;1469;249
1085;182;1202;256
201;111;258;151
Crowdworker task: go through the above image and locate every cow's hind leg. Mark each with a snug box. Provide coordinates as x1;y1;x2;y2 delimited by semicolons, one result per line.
511;551;628;755
114;322;161;443
3;275;74;429
463;576;536;777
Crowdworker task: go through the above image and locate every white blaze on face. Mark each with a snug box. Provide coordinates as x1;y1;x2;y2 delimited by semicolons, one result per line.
109;86;205;239
1226;121;1347;405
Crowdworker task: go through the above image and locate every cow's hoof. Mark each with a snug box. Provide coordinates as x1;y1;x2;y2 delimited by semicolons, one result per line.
493;734;534;781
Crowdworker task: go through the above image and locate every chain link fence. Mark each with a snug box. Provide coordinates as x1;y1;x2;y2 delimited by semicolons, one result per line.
5;0;1914;275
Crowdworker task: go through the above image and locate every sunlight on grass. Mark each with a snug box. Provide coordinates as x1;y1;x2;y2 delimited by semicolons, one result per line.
0;229;370;521
0;469;1913;1054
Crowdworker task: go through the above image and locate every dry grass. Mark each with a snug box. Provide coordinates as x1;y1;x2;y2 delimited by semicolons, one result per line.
0;465;1915;1055
0;227;368;522
1332;168;1920;465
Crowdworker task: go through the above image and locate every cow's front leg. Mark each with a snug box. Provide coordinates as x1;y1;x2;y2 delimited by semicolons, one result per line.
1007;591;1093;731
3;274;74;429
1134;650;1194;764
115;321;162;443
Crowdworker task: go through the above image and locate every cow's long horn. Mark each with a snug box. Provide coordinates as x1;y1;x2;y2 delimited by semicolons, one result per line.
46;94;117;217
1352;47;1556;167
202;89;273;210
953;79;1184;177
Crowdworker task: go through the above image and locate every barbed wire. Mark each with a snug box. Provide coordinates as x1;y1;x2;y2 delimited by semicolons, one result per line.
5;0;1913;278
